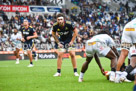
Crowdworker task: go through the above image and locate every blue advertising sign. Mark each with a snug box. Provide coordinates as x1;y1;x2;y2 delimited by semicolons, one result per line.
47;7;61;12
30;7;45;12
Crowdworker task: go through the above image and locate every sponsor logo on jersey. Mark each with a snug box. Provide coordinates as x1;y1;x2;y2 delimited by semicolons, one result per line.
58;31;69;35
99;46;104;51
23;31;29;34
132;50;136;53
65;27;68;30
57;29;60;31
88;42;96;46
125;28;135;31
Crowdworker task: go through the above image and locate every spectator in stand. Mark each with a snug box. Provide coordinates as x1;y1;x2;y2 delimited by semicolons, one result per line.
0;0;136;51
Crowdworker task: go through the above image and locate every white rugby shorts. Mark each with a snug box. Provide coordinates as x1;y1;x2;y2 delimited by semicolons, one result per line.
85;42;111;57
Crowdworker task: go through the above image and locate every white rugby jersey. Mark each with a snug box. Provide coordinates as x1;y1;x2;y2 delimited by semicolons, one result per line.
123;18;136;29
86;34;115;47
10;33;22;44
121;18;136;44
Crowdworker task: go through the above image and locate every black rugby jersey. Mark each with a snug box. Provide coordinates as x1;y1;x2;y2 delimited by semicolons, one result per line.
21;26;35;42
53;21;75;41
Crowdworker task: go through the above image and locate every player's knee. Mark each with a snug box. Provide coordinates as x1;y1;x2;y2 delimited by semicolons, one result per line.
69;52;75;58
14;51;16;54
14;51;17;56
58;53;63;58
27;51;32;56
16;50;20;54
121;49;129;57
130;63;136;68
86;60;91;64
130;56;136;67
70;53;75;58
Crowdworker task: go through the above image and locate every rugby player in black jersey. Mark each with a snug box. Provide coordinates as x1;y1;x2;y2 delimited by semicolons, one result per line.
21;19;38;67
52;13;79;76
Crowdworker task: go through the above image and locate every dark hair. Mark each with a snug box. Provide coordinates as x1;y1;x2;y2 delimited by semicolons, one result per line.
97;30;111;35
56;13;65;18
97;30;114;39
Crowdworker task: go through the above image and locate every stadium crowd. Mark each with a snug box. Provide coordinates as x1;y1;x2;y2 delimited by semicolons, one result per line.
0;0;136;51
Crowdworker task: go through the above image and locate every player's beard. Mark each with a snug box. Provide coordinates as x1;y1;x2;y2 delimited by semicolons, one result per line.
59;22;64;27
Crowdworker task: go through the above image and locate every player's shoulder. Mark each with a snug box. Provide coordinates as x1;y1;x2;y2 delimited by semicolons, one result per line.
29;26;33;29
66;21;76;28
17;32;21;36
125;22;132;27
103;34;112;39
53;22;58;27
103;34;110;37
28;26;34;31
66;21;72;25
125;19;136;28
21;27;25;30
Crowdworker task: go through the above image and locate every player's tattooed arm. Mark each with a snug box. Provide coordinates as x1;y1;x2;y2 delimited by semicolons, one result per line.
52;31;63;48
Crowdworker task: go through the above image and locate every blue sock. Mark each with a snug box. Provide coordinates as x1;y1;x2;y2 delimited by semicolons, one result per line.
30;62;33;64
74;68;77;72
133;85;136;91
57;69;61;73
32;51;36;57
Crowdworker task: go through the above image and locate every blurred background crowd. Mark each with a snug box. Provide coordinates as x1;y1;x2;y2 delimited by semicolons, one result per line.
0;0;136;51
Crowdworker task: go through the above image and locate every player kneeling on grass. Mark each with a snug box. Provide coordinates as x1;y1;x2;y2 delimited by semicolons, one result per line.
52;13;79;76
10;28;22;64
105;70;132;82
78;31;118;82
104;53;132;82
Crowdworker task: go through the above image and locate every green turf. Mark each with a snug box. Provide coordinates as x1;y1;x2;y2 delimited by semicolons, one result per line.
0;58;133;91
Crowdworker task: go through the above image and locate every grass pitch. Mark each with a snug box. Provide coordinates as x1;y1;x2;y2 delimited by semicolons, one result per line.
0;58;133;91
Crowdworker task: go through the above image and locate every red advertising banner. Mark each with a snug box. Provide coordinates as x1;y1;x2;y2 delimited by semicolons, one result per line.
12;5;29;12
0;5;11;12
0;5;29;12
